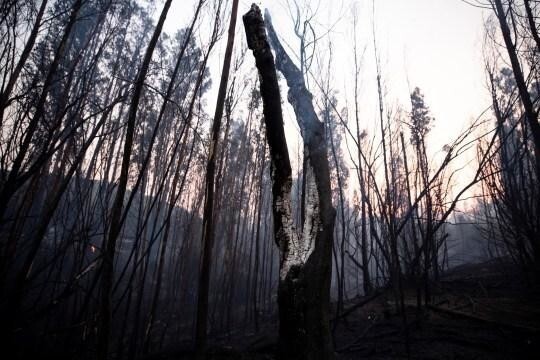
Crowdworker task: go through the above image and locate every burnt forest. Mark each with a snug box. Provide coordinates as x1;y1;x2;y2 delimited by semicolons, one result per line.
1;0;540;359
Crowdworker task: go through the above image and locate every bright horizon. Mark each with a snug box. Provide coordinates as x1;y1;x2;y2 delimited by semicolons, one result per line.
165;0;493;209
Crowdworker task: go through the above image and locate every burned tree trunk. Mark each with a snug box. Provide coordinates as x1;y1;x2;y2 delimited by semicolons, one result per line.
195;0;239;356
243;5;336;359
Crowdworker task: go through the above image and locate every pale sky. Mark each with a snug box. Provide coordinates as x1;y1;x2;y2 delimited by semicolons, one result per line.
164;0;493;203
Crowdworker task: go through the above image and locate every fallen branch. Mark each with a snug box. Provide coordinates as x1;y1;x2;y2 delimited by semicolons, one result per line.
427;304;540;333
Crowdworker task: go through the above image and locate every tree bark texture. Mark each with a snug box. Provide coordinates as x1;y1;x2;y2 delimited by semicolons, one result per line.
243;5;336;359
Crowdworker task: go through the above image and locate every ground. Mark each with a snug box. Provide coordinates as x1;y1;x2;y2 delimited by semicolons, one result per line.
145;259;540;359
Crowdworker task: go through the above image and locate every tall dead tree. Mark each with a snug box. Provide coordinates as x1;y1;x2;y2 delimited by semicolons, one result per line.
243;4;336;359
195;0;239;356
97;1;172;358
0;0;48;125
491;0;540;278
492;0;540;174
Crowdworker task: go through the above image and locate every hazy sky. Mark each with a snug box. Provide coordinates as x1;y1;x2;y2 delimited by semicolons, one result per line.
366;0;491;146
164;0;493;202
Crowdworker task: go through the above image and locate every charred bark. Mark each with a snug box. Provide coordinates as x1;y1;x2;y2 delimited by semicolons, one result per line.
243;5;336;359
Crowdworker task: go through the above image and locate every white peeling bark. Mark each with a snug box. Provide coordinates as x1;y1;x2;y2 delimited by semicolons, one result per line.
279;161;320;280
244;4;335;359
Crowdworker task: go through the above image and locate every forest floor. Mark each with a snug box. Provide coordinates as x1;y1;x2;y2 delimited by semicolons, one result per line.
149;259;540;359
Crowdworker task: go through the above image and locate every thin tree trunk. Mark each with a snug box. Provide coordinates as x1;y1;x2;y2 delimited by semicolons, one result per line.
0;0;82;231
97;1;172;358
493;0;540;177
523;0;540;53
195;0;239;356
0;0;48;125
252;146;266;331
400;132;421;309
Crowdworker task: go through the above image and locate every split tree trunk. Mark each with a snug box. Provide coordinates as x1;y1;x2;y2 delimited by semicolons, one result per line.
243;5;335;359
